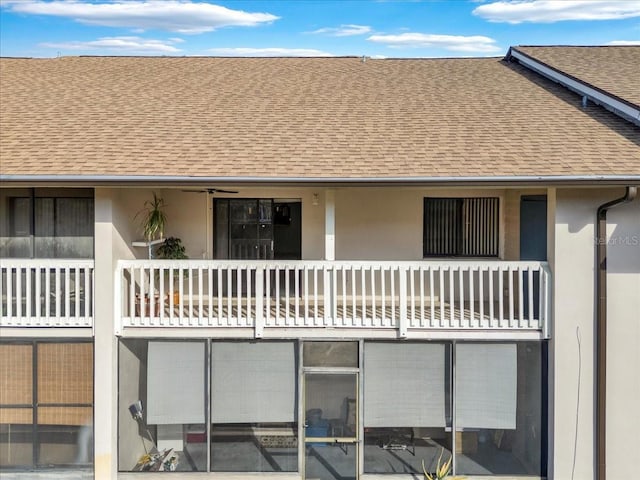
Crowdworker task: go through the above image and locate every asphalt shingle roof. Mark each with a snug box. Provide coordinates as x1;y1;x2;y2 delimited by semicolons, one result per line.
514;46;640;108
0;54;638;180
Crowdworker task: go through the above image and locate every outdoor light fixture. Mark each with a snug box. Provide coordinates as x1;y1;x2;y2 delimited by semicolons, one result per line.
312;193;319;206
129;400;144;422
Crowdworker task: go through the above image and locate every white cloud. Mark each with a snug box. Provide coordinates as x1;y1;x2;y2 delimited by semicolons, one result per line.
473;1;640;24
607;39;640;45
3;1;278;34
40;36;183;53
367;33;502;53
310;24;372;36
208;47;333;57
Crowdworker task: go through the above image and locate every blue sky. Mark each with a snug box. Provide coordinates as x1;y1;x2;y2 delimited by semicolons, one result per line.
1;1;639;58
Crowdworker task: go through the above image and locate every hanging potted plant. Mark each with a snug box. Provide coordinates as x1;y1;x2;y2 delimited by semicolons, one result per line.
156;237;188;304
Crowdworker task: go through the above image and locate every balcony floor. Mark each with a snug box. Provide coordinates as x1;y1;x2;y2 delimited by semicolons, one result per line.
126;300;540;330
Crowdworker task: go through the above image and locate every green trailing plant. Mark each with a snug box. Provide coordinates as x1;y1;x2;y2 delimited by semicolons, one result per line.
155;237;188;260
136;192;167;241
422;448;452;480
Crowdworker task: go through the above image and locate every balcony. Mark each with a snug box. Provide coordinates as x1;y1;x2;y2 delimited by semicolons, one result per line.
116;260;551;339
0;259;94;328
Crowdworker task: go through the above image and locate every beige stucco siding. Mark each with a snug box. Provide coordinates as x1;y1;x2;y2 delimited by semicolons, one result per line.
110;186;531;262
551;188;640;480
336;187;514;261
605;200;640;480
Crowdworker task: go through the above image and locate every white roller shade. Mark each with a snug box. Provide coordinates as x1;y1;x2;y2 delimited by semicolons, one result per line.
147;341;205;424
456;343;517;429
364;343;446;428
211;342;296;423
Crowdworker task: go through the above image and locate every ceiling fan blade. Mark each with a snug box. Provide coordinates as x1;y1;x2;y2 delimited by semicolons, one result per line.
210;188;239;194
180;188;239;194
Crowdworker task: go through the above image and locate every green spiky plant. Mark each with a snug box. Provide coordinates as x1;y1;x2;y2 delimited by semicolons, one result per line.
137;192;167;241
422;448;452;480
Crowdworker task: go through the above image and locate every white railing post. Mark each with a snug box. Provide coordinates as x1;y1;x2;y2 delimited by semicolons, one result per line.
542;264;552;339
398;266;408;338
114;263;123;335
323;266;332;326
255;266;265;338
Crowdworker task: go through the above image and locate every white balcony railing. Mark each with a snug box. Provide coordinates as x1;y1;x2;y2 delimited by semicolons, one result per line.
1;259;94;328
116;260;551;337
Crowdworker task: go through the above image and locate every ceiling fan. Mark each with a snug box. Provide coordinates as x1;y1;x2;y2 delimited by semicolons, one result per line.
181;188;239;194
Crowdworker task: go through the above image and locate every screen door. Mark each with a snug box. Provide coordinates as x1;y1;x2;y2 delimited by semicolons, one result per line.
303;372;358;480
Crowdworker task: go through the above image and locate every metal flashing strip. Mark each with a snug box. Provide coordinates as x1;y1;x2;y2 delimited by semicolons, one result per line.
1;174;640;187
508;48;640;126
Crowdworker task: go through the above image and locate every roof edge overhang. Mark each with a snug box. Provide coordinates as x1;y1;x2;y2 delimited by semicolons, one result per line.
2;174;639;188
506;47;640;126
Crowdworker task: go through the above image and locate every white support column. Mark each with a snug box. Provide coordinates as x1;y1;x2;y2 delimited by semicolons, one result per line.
324;189;336;261
94;189;118;479
324;190;336;323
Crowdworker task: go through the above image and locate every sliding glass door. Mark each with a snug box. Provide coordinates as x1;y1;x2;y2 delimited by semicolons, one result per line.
214;199;274;260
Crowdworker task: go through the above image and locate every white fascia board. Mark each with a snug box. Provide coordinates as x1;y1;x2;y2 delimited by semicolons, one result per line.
1;174;640;187
509;48;640;126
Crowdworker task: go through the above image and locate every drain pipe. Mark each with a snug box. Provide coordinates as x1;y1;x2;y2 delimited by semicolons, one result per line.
595;186;637;480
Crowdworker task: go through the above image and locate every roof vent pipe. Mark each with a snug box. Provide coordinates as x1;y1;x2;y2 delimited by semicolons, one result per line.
595;185;637;480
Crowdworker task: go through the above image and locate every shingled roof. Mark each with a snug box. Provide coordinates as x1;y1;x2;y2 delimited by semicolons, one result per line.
1;52;638;182
512;46;640;109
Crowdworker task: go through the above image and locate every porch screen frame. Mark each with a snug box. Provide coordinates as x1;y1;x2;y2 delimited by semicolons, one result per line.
0;339;94;468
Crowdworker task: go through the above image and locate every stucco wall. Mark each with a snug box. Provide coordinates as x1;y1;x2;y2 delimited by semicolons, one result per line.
126;187;325;260
604;198;640;480
104;186;550;262
551;188;640;480
335;187;514;260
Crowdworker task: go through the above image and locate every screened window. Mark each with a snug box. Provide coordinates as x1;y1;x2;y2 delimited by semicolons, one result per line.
423;197;499;257
117;339;298;473
0;341;94;470
363;341;546;477
0;189;94;259
363;342;452;474
210;341;298;473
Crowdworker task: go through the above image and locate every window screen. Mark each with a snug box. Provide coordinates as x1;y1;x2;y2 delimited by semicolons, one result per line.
1;189;94;259
147;341;206;424
211;342;296;423
423;197;499;257
455;343;517;429
364;343;446;428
